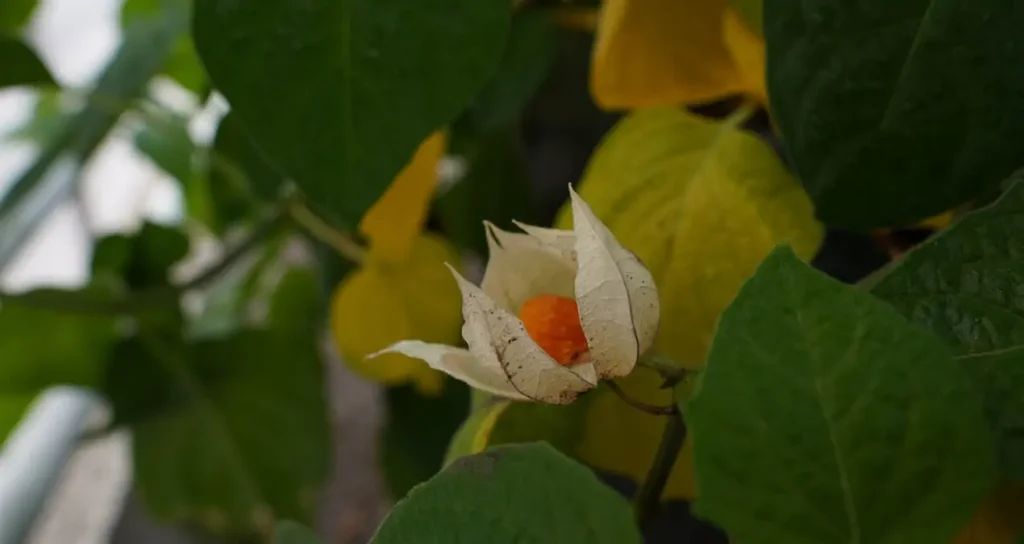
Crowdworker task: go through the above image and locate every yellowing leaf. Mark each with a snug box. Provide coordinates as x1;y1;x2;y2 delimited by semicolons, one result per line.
359;132;447;262
722;7;766;106
446;369;698;500
590;0;765;109
330;234;462;394
557;107;822;367
950;483;1024;544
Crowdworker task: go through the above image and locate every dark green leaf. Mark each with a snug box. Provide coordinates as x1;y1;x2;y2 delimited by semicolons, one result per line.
122;0;205;94
460;9;556;132
765;1;1024;228
193;0;511;225
0;287;117;440
274;520;323;544
0;0;36;32
0;36;54;89
687;246;994;544
435;126;539;254
92;222;189;290
729;0;762;35
871;176;1024;480
372;443;642;544
380;380;469;499
114;328;330;531
210;112;285;202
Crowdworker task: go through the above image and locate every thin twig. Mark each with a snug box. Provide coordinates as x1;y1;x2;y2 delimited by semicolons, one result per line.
606;381;677;416
634;410;687;525
0;207;287;316
287;200;367;264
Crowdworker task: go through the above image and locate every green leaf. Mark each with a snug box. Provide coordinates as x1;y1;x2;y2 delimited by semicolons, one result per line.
0;0;36;32
0;3;186;269
205;112;285;232
766;1;1024;228
122;0;205;94
871;177;1024;480
459;9;556;132
92;222;189;291
116;329;330;533
134;110;195;186
192;0;511;225
380;381;470;499
435;126;539;255
274;520;323;544
0;288;117;441
108;267;329;533
0;36;54;89
687;246;995;544
372;443;642;544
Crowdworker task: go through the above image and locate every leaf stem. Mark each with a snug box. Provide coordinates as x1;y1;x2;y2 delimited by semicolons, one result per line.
637;356;689;387
606;381;677;416
634;409;687;526
287;201;367;265
0;207;287;315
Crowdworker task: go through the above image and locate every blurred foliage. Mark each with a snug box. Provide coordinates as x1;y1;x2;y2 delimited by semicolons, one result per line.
0;0;1020;542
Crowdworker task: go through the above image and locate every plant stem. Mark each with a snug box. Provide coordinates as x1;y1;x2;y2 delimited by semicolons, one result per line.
287;201;367;265
0;207;287;316
634;409;687;526
606;381;677;416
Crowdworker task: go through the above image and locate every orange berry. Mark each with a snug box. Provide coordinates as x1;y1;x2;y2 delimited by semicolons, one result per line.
517;294;589;366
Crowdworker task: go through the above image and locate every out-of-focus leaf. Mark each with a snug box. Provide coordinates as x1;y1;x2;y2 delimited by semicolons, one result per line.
92;222;189;290
0;0;37;32
765;0;1024;228
122;0;204;94
0;3;186;270
0;36;54;89
871;178;1024;480
687;246;993;544
193;0;510;226
206;112;284;233
460;9;556;131
435;126;539;255
722;8;765;105
134;110;194;187
447;369;698;501
0;286;117;441
559;107;822;367
329;235;462;394
359;132;446;263
108;270;330;534
372;443;642;544
132;109;221;229
951;484;1024;544
380;380;470;499
110;330;330;533
590;0;764;109
4;91;70;145
274;520;323;544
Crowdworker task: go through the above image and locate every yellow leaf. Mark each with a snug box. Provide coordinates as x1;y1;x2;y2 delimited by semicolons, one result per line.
358;132;447;262
329;234;462;394
950;483;1024;544
722;7;766;106
446;369;698;500
590;0;765;109
557;107;823;367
